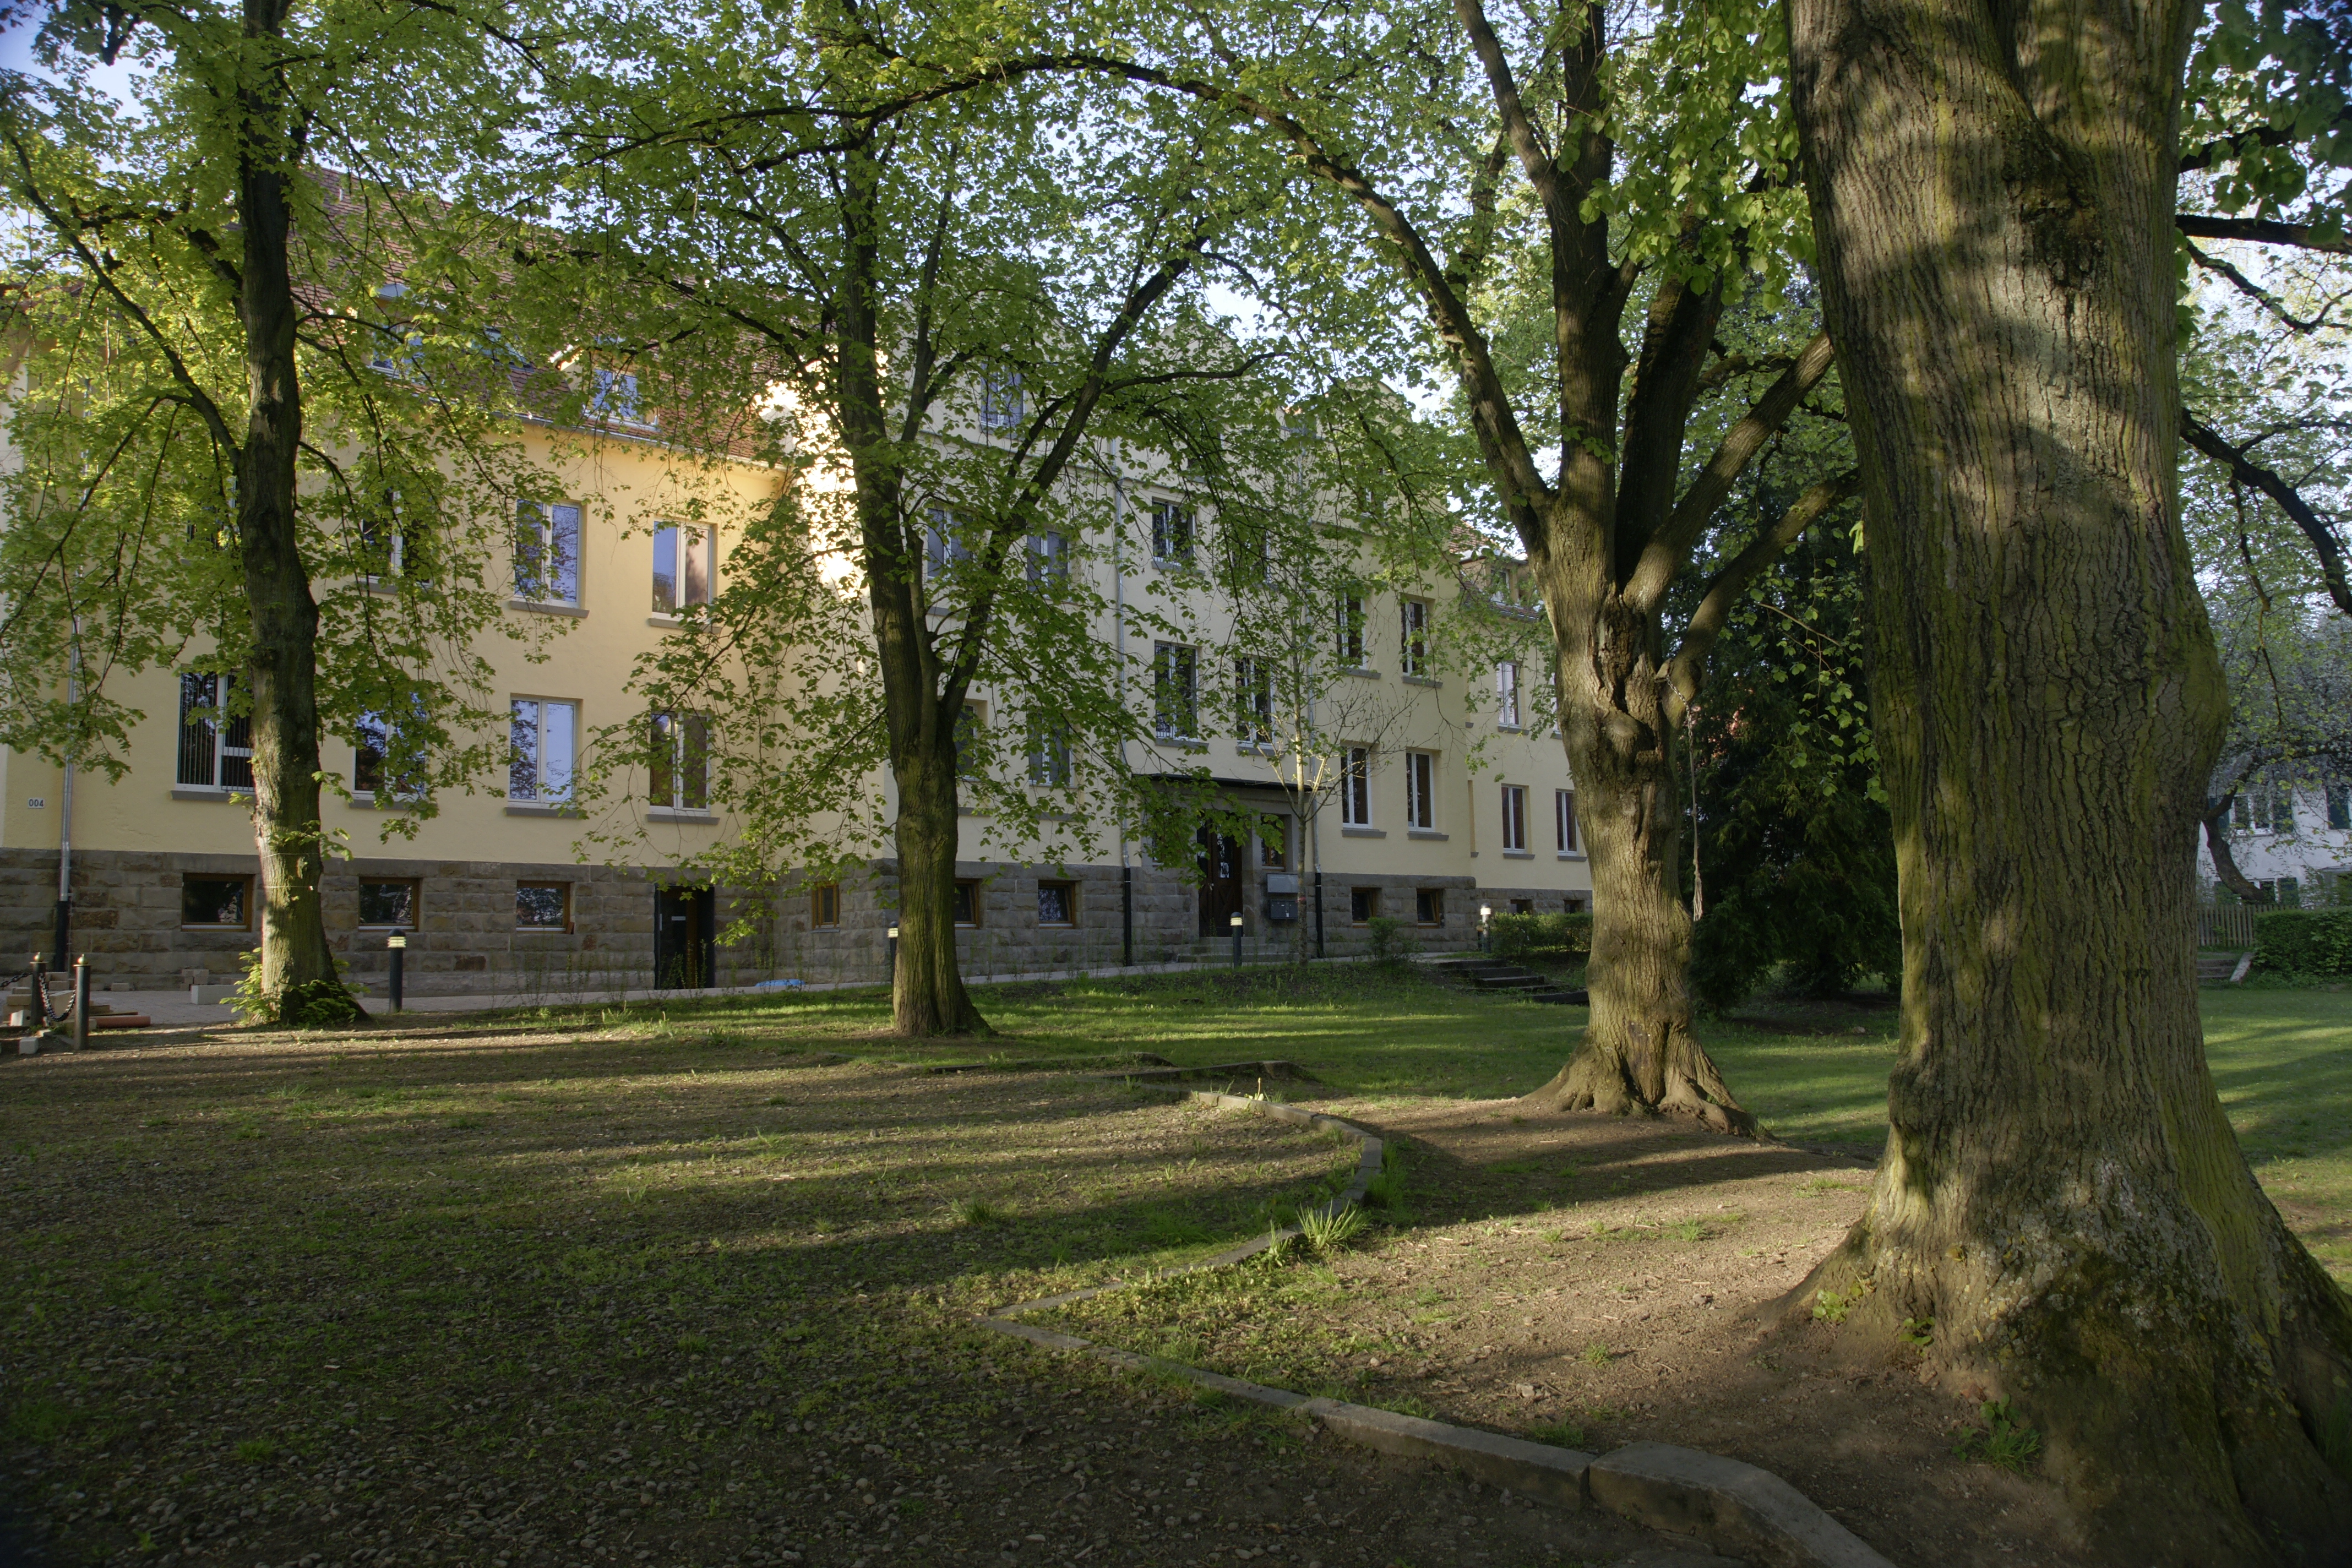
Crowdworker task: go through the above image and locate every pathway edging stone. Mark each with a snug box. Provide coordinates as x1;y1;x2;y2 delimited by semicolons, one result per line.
978;1080;1898;1568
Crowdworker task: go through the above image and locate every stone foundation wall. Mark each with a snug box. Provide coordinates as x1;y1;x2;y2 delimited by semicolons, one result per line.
1;848;1571;994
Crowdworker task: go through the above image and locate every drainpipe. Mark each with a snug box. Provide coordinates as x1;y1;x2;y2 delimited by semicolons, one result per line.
1112;464;1134;965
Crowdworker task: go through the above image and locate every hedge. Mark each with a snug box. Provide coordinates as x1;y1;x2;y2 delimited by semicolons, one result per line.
1488;911;1594;962
2253;908;2352;976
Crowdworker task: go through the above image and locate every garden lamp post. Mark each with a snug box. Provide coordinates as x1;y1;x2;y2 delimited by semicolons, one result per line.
386;932;406;1013
1230;911;1244;972
72;955;90;1051
1479;905;1491;955
886;926;899;978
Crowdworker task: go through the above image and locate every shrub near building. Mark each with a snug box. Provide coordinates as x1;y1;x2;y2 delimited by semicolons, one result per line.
2253;909;2352;977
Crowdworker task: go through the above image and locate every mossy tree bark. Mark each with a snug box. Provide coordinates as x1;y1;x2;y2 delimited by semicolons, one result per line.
1788;0;2352;1555
824;138;1209;1037
834;142;987;1038
1106;8;1845;1132
234;16;359;1027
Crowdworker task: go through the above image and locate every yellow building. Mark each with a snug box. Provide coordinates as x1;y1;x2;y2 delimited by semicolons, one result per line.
1;400;1593;999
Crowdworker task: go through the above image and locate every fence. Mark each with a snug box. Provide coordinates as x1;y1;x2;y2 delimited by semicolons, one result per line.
2196;903;2256;951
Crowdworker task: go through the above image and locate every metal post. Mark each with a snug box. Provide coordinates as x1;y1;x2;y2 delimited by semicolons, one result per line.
886;925;899;981
1229;912;1243;972
1314;869;1325;960
72;956;90;1052
1121;865;1134;967
28;953;47;1028
387;932;407;1012
1480;903;1492;955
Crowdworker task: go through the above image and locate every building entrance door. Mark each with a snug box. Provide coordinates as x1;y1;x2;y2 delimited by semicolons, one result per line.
654;886;717;988
1196;827;1244;937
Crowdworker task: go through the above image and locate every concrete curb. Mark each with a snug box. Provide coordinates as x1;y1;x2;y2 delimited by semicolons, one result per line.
978;1084;1897;1568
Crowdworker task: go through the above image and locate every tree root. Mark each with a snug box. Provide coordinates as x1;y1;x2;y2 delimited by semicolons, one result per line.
1523;1040;1763;1139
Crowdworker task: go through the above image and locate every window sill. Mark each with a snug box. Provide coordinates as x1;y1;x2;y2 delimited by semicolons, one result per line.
647;612;711;629
1556;851;1587;862
508;597;587;618
172;787;247;803
1155;738;1210;753
1407;828;1449;841
515;926;574;936
648;808;718;823
1340;826;1386;838
1501;850;1534;859
1497;724;1525;734
179;925;255;934
1235;742;1278;756
1342;667;1381;680
504;802;582;818
347;793;426;810
1402;675;1442;689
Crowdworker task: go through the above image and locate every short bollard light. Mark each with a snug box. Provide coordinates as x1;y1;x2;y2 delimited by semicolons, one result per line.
1480;903;1493;954
386;931;407;1014
1229;911;1244;972
886;926;900;975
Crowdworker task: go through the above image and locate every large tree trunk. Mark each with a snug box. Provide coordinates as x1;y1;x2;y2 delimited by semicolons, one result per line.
837;138;987;1038
887;730;986;1036
234;0;361;1028
1524;591;1755;1135
1788;0;2352;1557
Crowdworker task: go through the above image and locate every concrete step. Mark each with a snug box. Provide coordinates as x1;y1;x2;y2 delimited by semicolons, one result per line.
1471;972;1551;989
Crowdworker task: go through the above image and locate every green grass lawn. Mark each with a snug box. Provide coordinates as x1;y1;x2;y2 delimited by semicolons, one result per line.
490;964;2351;1276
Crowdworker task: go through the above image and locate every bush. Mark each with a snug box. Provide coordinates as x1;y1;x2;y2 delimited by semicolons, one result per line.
2253;909;2352;976
1364;915;1419;967
1488;911;1593;963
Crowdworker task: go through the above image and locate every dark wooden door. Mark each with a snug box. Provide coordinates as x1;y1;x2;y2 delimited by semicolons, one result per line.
1196;827;1243;937
655;886;717;988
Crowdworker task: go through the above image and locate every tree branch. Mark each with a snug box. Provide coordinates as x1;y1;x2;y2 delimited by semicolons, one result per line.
1662;469;1859;720
1452;0;1569;233
2175;213;2350;254
2182;237;2339;332
1626;333;1836;612
2182;409;2352;618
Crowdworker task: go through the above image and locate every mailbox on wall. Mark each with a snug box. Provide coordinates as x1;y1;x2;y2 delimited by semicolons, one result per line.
1265;873;1300;923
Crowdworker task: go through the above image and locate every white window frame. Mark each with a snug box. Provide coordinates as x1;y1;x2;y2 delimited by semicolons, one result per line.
1027;716;1072;788
1337;592;1367;667
650;711;710;810
1556;788;1580;853
1153;642;1200;741
590;366;654;429
1340;745;1373;826
1404;749;1436;830
176;673;253;791
1501;783;1528;852
1235;656;1273;748
652;522;715;613
1151;500;1195;566
353;706;428;801
979;368;1023;430
515;502;582;606
1496;661;1521;727
1026;530;1069;584
1400;598;1430;677
509;698;579;803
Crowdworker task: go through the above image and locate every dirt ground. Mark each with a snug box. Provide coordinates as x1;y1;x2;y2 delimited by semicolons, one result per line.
0;1027;1768;1568
1049;1097;2095;1568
